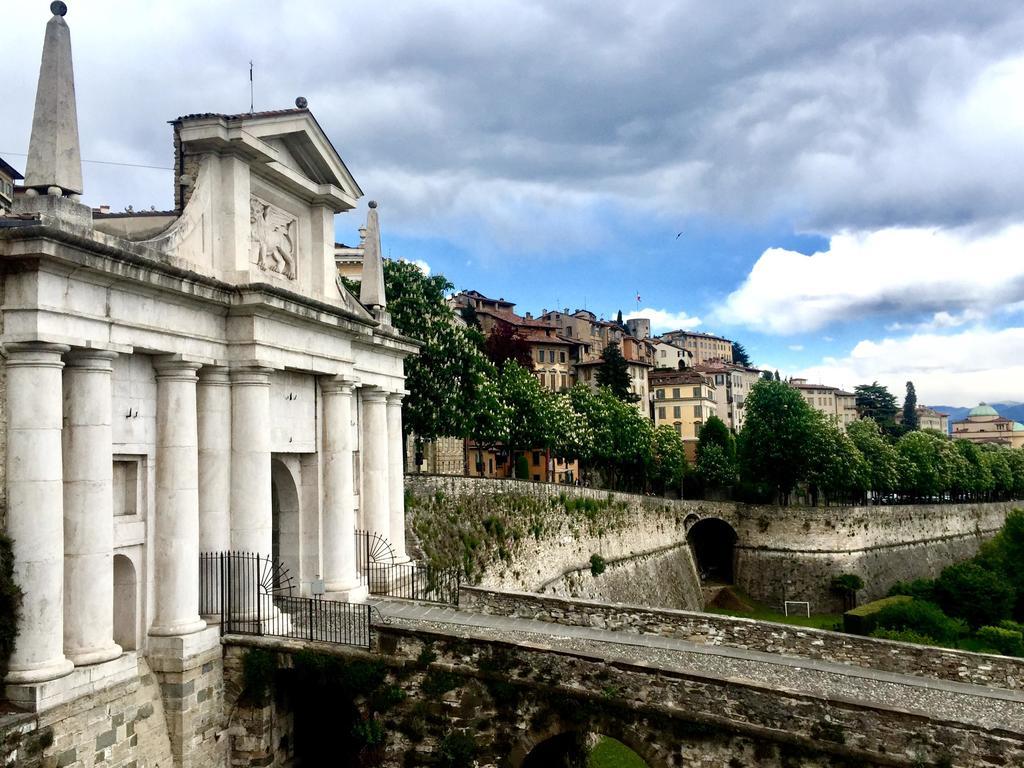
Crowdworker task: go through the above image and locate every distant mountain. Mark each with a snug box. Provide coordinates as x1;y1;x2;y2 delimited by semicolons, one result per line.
929;402;1024;433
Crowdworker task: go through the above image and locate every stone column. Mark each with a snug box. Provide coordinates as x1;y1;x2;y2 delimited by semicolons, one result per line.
62;349;122;665
150;358;206;637
359;387;390;542
4;343;74;683
230;367;273;555
197;366;231;621
321;378;360;593
386;392;408;561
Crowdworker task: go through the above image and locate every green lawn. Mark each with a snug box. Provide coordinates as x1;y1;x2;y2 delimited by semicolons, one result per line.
589;737;648;768
705;589;843;631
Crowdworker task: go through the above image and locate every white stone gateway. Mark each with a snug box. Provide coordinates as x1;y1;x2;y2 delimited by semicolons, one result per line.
0;2;417;717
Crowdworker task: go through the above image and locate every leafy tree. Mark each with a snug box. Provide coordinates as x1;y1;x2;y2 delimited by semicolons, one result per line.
697;415;736;490
976;509;1024;619
651;425;688;494
483;322;534;372
855;381;899;428
494;362;551;454
981;447;1013;500
902;381;919;430
731;341;752;367
569;385;653;490
0;534;22;680
761;370;773;381
896;430;946;500
847;419;900;497
773;370;781;382
459;303;480;329
805;411;869;505
383;260;495;443
615;309;625;328
595;342;639;403
934;562;1015;629
738;380;816;504
951;440;992;500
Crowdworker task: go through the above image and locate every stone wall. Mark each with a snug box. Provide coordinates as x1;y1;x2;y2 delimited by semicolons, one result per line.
541;543;703;611
0;657;174;768
222;632;1022;768
408;476;1018;612
459;586;1024;691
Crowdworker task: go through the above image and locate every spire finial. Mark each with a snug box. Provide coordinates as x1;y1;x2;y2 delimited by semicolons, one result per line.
359;201;387;310
24;0;83;196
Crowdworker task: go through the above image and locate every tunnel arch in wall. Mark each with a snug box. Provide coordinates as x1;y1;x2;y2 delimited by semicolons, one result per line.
686;517;738;584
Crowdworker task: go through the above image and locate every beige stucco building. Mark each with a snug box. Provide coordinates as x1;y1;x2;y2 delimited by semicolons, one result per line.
896;405;950;434
0;9;415;759
691;361;764;432
659;330;733;365
652;339;693;370
650;369;717;460
952;404;1024;447
789;379;858;428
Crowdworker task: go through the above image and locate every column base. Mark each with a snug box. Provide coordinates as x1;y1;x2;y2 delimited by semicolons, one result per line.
324;583;369;603
4;656;74;686
148;617;208;637
66;642;123;667
5;652;136;712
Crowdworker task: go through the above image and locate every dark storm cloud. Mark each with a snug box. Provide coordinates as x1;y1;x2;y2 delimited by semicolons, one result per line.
3;1;1024;244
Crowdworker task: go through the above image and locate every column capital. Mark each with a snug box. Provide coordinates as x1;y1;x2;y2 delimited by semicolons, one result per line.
229;365;273;387
64;348;118;371
153;356;202;380
198;365;231;386
386;391;407;406
4;342;70;368
360;386;389;403
321;376;357;396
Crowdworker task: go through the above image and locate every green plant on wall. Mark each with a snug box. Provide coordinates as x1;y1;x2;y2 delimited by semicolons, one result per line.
590;553;606;577
830;573;864;612
0;534;23;680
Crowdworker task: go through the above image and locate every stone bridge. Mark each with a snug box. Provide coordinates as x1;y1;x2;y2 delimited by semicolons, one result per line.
222;592;1024;768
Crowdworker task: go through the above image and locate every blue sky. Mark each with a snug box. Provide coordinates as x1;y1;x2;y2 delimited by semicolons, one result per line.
5;1;1024;406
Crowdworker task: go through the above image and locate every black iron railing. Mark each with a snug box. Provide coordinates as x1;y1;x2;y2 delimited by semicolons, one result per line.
366;560;461;606
355;529;460;606
199;551;372;648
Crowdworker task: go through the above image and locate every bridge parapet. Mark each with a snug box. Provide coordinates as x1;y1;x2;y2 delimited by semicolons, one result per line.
221;625;1024;768
460;586;1024;692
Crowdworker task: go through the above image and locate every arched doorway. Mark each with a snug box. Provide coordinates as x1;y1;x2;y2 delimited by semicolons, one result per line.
687;518;738;583
113;554;137;651
271;458;301;587
521;732;650;768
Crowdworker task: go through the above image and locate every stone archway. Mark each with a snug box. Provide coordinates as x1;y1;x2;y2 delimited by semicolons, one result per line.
511;721;662;768
113;553;137;651
687;517;738;583
271;458;301;586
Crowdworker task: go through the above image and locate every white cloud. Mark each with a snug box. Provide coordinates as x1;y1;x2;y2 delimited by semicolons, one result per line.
795;326;1024;406
788;344;804;351
408;259;431;276
625;308;701;333
886;309;984;332
717;224;1024;334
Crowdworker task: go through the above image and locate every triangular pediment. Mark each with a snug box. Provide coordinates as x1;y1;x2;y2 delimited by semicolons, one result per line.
175;109;362;212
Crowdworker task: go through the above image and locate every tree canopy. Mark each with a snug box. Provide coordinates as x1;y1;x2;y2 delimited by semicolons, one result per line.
738;380;816;504
855;381;899;425
483;322;534;372
595;342;639;402
383;260;496;442
902;381;919;431
731;341;751;367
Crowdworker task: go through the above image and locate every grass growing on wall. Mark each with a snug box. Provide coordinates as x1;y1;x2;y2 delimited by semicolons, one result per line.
407;489;641;583
588;737;648;767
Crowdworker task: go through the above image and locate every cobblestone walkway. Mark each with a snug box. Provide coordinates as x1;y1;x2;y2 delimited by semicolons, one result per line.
370;599;1024;733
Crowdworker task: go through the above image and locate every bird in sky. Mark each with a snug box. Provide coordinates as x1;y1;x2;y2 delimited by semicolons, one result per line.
676;232;683;239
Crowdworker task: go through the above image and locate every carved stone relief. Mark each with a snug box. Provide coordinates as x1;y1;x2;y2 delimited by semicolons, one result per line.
249;196;297;279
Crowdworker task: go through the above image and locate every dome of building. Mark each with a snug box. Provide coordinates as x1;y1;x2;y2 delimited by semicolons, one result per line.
968;403;999;419
1013;422;1024;432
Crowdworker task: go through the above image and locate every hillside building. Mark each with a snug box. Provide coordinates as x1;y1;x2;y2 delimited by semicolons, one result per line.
0;157;23;215
789;379;859;428
952;404;1024;448
660;329;733;365
650;369;717;460
691;360;764;432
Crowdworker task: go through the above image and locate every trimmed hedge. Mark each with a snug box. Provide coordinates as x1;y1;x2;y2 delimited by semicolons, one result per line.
843;595;911;635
